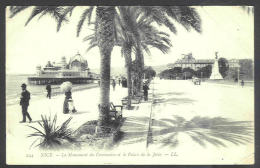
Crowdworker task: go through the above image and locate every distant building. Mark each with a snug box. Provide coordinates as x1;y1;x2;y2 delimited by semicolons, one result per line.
89;72;100;79
228;59;240;68
169;53;247;70
69;53;89;71
169;53;214;70
29;52;93;85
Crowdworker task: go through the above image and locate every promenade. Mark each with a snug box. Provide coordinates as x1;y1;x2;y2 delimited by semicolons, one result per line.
6;79;254;164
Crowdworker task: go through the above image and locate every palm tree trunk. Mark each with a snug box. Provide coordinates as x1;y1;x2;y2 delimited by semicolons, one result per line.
136;46;144;93
124;43;132;109
96;6;115;129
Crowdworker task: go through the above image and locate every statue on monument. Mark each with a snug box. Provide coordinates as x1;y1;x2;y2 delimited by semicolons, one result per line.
210;51;223;80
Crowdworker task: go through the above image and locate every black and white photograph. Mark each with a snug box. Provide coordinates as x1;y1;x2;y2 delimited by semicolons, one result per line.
6;6;254;165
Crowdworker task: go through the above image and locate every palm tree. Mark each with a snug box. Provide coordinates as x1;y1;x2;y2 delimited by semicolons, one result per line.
131;24;172;93
9;6;116;130
133;6;202;92
95;7;116;128
9;6;202;130
83;7;172;109
111;7;172;105
82;7;135;109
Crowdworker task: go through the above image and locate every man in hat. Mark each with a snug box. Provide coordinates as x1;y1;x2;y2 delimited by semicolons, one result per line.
143;82;150;101
46;82;52;99
20;83;32;123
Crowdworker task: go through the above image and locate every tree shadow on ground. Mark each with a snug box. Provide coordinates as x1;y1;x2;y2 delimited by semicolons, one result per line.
24;120;43;124
154;92;185;97
118;115;253;149
152;116;253;148
117;116;150;145
70;111;91;115
153;97;196;105
152;92;195;106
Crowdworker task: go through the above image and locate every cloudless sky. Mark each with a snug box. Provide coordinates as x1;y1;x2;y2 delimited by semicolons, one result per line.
6;6;254;74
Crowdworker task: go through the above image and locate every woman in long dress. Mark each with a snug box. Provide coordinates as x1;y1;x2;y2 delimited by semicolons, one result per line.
61;81;76;114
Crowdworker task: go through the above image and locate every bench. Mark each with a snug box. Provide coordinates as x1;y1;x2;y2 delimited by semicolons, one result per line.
110;102;123;121
121;97;128;106
122;92;144;106
121;96;141;106
132;94;143;104
98;103;123;121
193;79;201;85
109;102;123;120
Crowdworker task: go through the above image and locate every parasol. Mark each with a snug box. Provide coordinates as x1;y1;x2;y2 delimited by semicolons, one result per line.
60;81;72;92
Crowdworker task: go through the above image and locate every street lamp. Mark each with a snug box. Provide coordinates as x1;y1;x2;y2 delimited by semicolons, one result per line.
237;67;239;85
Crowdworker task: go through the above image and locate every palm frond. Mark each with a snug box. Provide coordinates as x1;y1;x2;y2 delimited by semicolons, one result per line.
9;6;30;18
86;43;98;52
25;7;46;26
146;42;171;54
56;6;75;32
82;33;96;42
139;6;176;34
141;43;151;56
77;7;94;37
27;125;45;136
64;6;76;17
167;6;201;33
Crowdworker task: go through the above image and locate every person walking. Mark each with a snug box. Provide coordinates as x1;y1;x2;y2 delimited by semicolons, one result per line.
63;90;77;114
112;79;116;91
46;83;52;99
241;80;245;88
118;78;121;86
143;83;150;101
20;83;32;123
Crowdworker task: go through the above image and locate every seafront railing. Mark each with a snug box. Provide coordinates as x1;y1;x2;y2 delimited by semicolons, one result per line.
50;83;98;97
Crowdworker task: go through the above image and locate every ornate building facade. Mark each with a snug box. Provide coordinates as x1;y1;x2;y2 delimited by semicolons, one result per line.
169;53;214;70
29;52;92;85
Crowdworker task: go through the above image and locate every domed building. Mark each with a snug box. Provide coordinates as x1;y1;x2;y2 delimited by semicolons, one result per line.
28;52;93;85
68;52;89;71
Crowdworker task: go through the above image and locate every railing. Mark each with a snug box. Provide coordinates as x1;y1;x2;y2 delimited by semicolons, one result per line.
51;86;62;96
50;83;99;97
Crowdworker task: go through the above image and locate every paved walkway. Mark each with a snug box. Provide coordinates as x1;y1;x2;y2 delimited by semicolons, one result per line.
6;84;126;163
6;79;254;164
117;95;153;149
147;79;254;164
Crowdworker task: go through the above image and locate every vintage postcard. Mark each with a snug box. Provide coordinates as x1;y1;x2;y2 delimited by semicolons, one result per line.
6;6;254;165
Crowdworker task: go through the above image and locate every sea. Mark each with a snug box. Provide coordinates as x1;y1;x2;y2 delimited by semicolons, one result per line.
6;74;97;106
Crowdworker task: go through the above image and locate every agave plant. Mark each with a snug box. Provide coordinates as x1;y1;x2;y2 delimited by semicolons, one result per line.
27;114;76;149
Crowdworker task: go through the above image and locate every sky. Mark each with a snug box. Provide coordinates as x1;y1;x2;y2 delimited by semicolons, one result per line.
6;6;254;74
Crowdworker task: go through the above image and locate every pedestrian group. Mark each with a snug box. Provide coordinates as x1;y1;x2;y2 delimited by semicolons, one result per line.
19;77;151;123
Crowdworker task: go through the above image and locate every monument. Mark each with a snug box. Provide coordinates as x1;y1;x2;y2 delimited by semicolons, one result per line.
209;52;223;80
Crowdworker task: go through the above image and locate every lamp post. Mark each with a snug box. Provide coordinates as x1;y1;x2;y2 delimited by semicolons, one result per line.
237;66;240;85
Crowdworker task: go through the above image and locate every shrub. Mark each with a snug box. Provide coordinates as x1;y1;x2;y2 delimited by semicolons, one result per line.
218;57;229;78
27;114;76;149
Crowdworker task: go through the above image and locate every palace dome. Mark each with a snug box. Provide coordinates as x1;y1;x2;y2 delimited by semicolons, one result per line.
69;52;88;66
68;52;89;71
